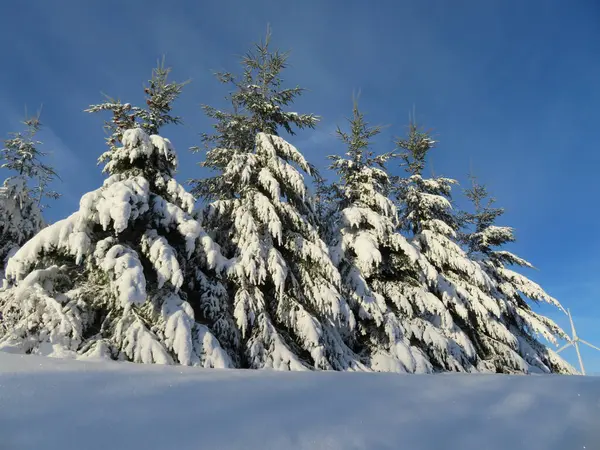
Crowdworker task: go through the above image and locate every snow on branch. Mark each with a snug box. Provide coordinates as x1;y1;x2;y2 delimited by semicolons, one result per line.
5;213;92;282
499;268;566;313
96;243;146;307
114;311;173;364
0;266;85;357
154;174;196;214
256;133;311;173
141;231;184;290
81;175;150;234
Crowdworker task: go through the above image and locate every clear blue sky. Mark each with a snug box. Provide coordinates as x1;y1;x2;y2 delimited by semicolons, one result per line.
1;0;599;374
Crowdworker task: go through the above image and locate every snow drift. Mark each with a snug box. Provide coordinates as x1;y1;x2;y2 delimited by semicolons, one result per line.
0;352;598;450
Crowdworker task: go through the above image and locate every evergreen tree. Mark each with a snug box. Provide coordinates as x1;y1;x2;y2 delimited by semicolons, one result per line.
0;113;59;271
191;29;361;371
0;65;234;368
85;57;189;170
327;100;473;372
459;175;575;373
394;122;534;373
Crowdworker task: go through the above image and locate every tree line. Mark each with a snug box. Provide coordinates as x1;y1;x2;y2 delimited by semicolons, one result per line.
0;29;575;374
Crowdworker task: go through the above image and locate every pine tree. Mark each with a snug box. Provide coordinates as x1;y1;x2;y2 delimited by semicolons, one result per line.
326;100;473;373
0;113;59;271
191;28;361;371
85;57;189;170
459;175;575;373
0;64;234;368
394;121;533;373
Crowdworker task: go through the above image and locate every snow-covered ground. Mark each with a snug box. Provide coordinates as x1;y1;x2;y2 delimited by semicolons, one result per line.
0;353;598;450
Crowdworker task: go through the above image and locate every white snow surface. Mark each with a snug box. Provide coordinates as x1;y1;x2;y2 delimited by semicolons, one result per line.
0;353;598;450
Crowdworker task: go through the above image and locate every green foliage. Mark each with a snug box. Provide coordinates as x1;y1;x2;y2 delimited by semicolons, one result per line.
192;26;319;200
458;174;513;255
1;111;60;207
393;121;457;236
86;57;188;159
395;121;436;177
329;97;394;209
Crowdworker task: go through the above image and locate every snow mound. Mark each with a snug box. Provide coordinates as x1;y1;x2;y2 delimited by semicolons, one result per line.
0;352;598;450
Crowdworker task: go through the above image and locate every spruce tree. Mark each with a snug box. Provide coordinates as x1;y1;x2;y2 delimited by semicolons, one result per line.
459;175;575;373
326;100;474;372
0;113;59;271
394;122;532;373
0;64;234;367
191;29;361;371
85;57;189;162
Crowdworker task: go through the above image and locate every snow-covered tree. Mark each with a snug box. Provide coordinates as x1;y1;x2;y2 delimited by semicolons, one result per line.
85;57;189;166
459;175;575;373
326;101;477;373
191;29;361;371
394;122;541;373
0;114;59;271
0;67;235;368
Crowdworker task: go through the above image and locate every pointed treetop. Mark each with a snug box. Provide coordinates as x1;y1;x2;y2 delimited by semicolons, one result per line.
392;119;457;236
1;110;60;207
335;94;386;164
138;57;189;135
459;174;515;254
194;27;320;201
457;174;536;269
3;110;42;176
199;25;318;154
237;25;318;135
86;57;188;157
395;120;437;176
462;173;505;231
329;96;395;211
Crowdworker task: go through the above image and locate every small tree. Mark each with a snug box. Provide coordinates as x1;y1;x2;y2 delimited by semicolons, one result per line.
0;113;60;270
459;175;575;373
191;28;361;371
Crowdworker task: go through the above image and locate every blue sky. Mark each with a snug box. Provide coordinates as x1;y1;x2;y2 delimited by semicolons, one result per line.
1;0;599;374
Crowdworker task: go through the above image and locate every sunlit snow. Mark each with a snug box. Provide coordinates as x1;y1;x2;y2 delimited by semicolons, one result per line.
0;352;598;450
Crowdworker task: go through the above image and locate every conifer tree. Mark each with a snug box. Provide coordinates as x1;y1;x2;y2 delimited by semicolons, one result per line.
394;122;534;373
85;57;189;166
0;113;59;271
0;64;234;367
191;28;361;371
459;175;575;373
326;100;474;372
